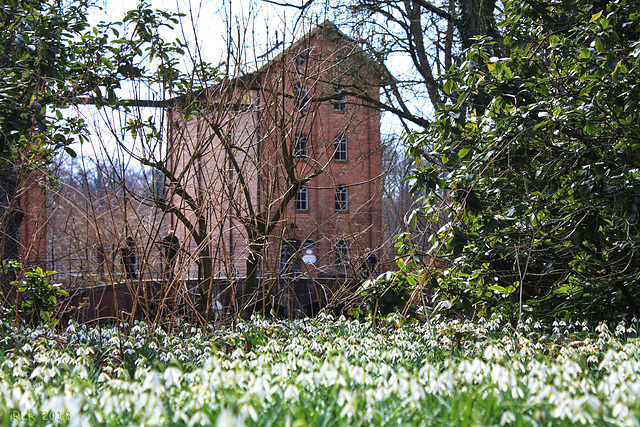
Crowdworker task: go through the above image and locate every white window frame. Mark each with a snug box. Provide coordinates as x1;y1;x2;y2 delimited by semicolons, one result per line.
294;133;308;158
334;135;347;161
296;186;308;211
335;185;348;212
336;239;349;265
334;85;347;111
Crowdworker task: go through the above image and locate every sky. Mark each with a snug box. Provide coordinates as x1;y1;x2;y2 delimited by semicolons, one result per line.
71;0;298;164
89;0;303;73
66;0;410;167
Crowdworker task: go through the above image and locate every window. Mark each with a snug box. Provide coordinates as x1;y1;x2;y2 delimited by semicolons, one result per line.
294;133;308;158
334;85;347;111
297;54;306;67
334;55;345;71
335;185;348;212
302;239;316;249
336;239;349;265
293;82;309;110
296;186;308;211
334;135;347;161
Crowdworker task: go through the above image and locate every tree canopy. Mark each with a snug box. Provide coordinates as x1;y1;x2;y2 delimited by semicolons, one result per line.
410;0;640;320
0;0;187;161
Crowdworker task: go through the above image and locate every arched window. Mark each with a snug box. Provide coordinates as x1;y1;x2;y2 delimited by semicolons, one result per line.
296;186;308;211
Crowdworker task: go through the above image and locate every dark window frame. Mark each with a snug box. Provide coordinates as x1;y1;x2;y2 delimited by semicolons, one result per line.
293;82;309;110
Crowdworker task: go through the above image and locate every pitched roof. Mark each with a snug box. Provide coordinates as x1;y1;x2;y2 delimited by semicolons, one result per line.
188;20;392;105
242;20;393;89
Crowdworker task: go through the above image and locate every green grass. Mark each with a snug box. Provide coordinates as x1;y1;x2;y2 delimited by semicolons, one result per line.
0;315;639;425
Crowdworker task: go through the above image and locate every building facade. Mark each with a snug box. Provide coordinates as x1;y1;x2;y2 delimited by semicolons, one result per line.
167;21;384;280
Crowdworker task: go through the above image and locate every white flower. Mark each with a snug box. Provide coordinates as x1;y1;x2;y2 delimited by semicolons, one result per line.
241;404;258;422
484;344;505;360
612;402;630;419
164;367;182;388
188;410;211;426
216;407;244;427
337;389;357;418
283;384;299;400
500;411;516;426
141;371;162;392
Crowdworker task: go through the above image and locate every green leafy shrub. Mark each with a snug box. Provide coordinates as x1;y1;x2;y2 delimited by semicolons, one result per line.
6;263;67;327
408;0;640;321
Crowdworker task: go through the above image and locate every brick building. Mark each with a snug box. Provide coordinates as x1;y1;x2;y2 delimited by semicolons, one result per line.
166;21;385;280
0;164;47;267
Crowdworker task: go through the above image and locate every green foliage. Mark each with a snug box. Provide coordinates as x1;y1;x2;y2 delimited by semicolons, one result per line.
357;233;440;326
358;272;410;322
410;0;640;320
5;263;67;327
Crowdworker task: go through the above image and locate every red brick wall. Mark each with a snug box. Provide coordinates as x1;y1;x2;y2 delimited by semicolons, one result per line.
19;170;48;266
169;22;384;278
256;25;384;275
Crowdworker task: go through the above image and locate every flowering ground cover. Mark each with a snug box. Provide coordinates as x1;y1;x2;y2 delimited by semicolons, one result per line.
1;315;639;426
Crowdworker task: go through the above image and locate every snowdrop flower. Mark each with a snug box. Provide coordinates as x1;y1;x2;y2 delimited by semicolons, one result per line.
11;357;29;378
283;384;299;400
164;367;182;388
141;371;162;392
216;407;244;427
595;322;610;335
483;344;505;361
500;411;516;426
533;321;542;329
241;404;259;422
337;389;357;418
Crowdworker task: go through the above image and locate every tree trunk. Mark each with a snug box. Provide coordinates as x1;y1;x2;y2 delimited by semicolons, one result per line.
0;163;22;262
198;240;214;320
239;241;263;320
